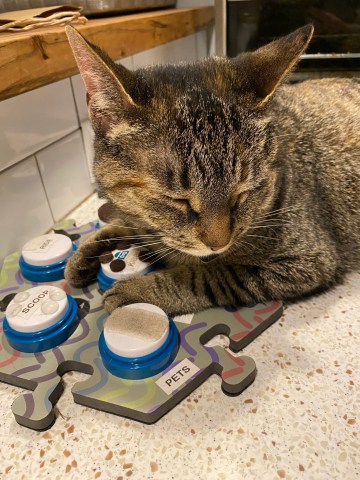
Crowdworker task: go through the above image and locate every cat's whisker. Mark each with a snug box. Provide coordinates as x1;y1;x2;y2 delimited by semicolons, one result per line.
245;234;274;240
249;225;280;235
261;212;298;220
251;223;292;227
250;223;294;231
157;248;178;264
253;211;297;221
145;247;176;268
260;204;300;218
84;241;164;259
233;239;261;251
85;234;162;245
257;219;296;228
272;133;297;140
98;222;162;234
256;212;298;224
170;250;184;263
138;245;171;263
129;240;164;250
260;210;297;219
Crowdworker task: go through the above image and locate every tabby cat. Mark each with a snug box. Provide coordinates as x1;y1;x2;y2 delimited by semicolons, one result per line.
64;25;360;316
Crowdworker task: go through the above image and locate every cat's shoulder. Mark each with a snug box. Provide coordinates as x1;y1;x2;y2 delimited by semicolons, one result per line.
275;77;360;112
283;77;360;95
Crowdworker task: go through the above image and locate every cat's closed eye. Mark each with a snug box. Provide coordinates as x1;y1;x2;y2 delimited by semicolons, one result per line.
165;196;192;210
230;190;251;209
165;196;199;220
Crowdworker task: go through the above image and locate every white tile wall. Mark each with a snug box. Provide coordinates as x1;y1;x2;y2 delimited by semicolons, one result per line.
36;131;94;221
0;157;54;267
0;79;78;172
70;74;89;123
196;30;209;59
71;56;134;123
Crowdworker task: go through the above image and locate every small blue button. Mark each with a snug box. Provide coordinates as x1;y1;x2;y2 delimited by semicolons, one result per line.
3;294;80;353
19;244;77;282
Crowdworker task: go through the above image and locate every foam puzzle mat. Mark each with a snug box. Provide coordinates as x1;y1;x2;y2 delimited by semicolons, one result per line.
0;220;283;430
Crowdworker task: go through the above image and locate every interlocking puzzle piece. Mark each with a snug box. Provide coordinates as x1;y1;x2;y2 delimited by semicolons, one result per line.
0;220;283;430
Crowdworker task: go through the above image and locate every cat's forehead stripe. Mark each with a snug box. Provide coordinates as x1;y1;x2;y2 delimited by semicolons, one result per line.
179;162;190;190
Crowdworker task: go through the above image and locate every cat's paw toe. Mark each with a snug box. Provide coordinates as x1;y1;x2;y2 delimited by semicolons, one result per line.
64;253;99;288
103;282;133;312
102;276;155;312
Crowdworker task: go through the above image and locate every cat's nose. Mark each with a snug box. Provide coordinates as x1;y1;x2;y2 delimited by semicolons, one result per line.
199;209;232;251
210;244;226;252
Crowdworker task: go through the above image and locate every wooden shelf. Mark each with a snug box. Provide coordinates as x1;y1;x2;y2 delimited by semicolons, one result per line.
0;7;214;101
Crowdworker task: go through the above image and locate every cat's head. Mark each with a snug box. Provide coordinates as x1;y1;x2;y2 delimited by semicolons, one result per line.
66;25;313;258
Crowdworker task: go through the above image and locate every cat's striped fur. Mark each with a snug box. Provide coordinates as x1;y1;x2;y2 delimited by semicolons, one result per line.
64;25;360;315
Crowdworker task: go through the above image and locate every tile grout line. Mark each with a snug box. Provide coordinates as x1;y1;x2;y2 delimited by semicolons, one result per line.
34;154;56;225
0;127;80;177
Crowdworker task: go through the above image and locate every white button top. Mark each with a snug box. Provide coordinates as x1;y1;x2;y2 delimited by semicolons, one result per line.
101;247;150;281
104;303;170;358
22;233;73;266
5;286;68;333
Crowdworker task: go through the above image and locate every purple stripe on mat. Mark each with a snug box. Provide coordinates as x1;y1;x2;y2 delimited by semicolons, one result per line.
202;345;219;363
31;370;58;383
62;318;89;346
179;322;207;356
35;352;46;364
82;287;94;300
30;347;64;382
0;286;19;294
14;270;24;286
89;305;105;314
13;364;41;377
23;393;35;418
53;347;65;365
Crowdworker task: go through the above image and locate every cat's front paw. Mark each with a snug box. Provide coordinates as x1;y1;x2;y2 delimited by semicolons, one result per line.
65;225;133;288
103;276;159;313
65;250;99;288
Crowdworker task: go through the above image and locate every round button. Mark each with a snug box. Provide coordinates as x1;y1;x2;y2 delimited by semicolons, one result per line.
100;247;150;281
5;286;69;333
104;303;170;357
22;234;72;267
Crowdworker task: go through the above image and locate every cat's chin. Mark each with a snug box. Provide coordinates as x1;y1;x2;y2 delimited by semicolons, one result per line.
199;254;220;263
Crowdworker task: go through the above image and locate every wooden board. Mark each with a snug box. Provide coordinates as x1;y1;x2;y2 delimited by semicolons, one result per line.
0;7;214;101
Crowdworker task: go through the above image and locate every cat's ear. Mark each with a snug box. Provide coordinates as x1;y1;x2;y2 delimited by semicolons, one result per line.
66;26;136;134
236;25;314;105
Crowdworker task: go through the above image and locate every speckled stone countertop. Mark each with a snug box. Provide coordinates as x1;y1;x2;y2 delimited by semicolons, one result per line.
0;194;359;480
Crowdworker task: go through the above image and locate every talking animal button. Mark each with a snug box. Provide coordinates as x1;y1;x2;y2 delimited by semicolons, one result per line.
3;286;79;353
98;303;179;380
19;233;76;282
96;243;152;291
